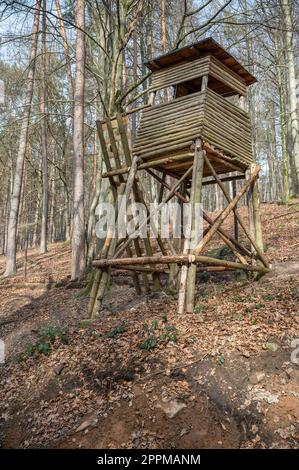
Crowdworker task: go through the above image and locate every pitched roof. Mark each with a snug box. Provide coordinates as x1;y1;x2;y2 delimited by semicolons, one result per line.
145;37;256;86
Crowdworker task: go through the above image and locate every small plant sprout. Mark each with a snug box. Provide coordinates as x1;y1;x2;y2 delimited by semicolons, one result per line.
137;336;157;350
194;305;204;314
107;322;126;338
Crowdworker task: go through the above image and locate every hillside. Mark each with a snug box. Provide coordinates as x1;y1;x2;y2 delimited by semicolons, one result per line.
0;202;299;449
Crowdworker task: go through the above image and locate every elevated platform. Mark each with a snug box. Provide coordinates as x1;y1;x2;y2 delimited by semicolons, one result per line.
132;89;253;179
90;38;267;319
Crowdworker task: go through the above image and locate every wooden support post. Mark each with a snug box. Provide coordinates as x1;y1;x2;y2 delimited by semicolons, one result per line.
185;140;204;313
116;113;152;292
157;172;166;203
201;74;208;91
126;244;142;294
168;182;185;292
246;163;264;259
246;169;255;256
148;91;156;105
133;183;163;291
177;155;200;315
132;237;150;292
178;141;203;314
252;173;264;253
232;179;239;241
90;155;139;317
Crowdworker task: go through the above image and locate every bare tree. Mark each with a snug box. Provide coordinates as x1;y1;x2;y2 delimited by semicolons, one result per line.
54;0;73;100
71;0;86;280
40;0;48;254
281;0;299;194
3;1;41;276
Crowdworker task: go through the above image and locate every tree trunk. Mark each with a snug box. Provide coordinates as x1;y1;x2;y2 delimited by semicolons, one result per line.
4;2;40;277
54;0;73;100
55;0;73;242
71;0;86;280
48;149;56;243
274;34;289;202
131;28;138;143
86;124;103;267
282;0;299;194
40;0;48;254
160;0;169;101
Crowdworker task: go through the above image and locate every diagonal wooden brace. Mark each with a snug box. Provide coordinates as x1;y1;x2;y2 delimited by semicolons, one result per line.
192;164;261;257
203;154;268;267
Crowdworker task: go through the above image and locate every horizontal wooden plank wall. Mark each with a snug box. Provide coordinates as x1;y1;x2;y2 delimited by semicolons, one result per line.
150;55;246;96
132;92;204;160
150;56;210;91
209;56;246;96
132;91;253;176
201;89;253;166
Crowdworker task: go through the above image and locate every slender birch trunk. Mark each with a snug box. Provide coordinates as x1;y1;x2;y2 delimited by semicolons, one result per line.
4;2;40;277
40;0;48;254
281;0;299;194
48;149;56;242
71;0;86;279
54;0;73;242
54;0;73;100
274;34;289;202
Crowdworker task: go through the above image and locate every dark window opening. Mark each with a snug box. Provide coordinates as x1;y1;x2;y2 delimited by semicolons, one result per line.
174;76;239;99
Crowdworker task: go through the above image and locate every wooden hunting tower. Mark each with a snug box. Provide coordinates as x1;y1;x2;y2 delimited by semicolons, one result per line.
91;38;269;318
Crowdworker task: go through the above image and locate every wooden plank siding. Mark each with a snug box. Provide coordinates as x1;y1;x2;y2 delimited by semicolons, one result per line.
150;54;246;96
150;56;210;91
202;89;253;167
209;56;246;96
133;91;205;160
132;88;253;176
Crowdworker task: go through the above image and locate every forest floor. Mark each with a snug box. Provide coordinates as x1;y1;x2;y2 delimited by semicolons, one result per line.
0;202;299;449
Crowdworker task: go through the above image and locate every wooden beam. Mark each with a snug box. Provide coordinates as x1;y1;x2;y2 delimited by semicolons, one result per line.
92;254;270;273
113;165;194;260
203;154;268;267
192;164;260;256
102;153;194;178
202;211;251;257
146;168;188;203
202;174;245;186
